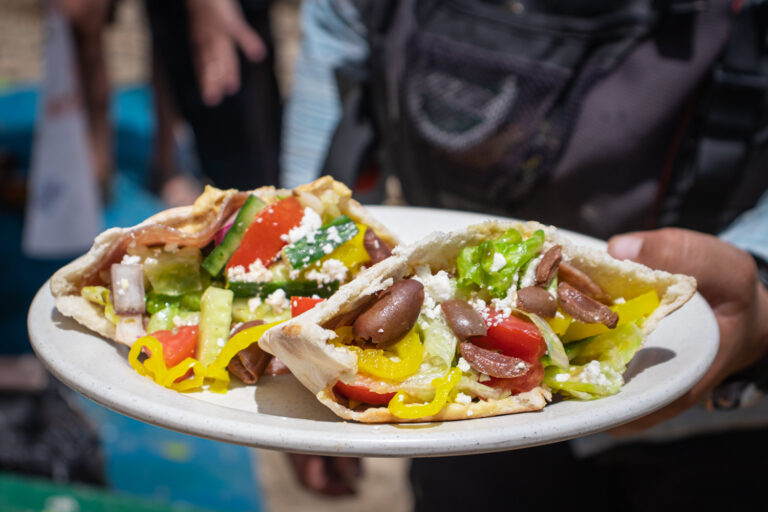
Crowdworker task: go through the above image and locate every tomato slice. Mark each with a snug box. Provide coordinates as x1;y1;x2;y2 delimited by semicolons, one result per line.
487;363;545;395
474;311;546;364
150;325;199;367
334;381;396;405
225;196;304;271
291;296;325;317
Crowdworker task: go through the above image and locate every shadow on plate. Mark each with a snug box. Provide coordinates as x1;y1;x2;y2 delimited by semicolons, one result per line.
253;374;341;422
624;347;676;384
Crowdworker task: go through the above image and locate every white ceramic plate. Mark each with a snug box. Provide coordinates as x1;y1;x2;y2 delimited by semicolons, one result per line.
28;206;718;457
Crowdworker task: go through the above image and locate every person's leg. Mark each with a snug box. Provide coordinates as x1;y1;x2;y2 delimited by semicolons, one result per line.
65;0;112;199
144;0;281;191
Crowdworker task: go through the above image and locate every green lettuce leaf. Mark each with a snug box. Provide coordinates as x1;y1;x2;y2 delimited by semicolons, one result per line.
457;229;544;297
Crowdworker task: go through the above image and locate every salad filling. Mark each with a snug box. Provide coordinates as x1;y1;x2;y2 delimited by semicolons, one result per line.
259;220;697;423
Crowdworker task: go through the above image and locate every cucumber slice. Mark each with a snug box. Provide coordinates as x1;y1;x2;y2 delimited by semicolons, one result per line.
283;215;358;270
197;287;234;366
202;194;266;277
226;280;339;299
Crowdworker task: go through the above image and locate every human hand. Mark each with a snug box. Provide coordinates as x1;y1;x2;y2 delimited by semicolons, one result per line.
186;0;266;106
286;453;363;496
606;228;768;435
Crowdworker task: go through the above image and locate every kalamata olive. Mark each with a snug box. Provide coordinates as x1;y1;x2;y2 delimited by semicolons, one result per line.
558;282;618;328
227;320;271;384
535;245;562;287
459;342;531;378
516;286;557;318
441;299;487;341
558;261;611;303
353;279;424;345
364;228;392;265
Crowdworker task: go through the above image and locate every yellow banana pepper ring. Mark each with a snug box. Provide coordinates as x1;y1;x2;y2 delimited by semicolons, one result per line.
129;320;284;393
343;327;423;380
388;367;462;419
562;290;660;342
128;336;205;392
205;320;285;393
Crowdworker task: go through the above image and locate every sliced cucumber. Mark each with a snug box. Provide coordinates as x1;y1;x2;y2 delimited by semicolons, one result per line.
197;287;234;366
202;194;266;277
283;215;358;270
226;280;339;299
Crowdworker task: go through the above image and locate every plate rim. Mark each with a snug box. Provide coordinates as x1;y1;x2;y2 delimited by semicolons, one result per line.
27;206;719;457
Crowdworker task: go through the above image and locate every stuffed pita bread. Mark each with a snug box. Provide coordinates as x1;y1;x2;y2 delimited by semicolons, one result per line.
259;221;697;423
50;177;398;388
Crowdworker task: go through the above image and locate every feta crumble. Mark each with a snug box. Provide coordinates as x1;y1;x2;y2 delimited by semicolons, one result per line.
305;258;348;284
454;392;472;405
490;252;506;272
121;254;141;265
281;207;322;243
248;297;262;312
226;260;273;283
265;289;290;313
519;254;544;289
457;357;471;373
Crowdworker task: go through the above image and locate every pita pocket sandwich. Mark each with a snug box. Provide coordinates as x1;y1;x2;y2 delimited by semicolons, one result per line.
50;176;397;391
259;220;697;423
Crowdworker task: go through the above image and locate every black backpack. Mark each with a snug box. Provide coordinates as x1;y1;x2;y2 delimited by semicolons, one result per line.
325;0;768;239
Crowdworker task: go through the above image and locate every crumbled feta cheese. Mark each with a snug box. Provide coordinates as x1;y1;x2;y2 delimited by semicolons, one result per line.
326;226;342;244
172;315;183;327
457;357;471;373
226;260;273;283
613;297;626;304
478;373;491;382
454;392;472;405
555;372;570;383
265;289;289;313
216;338;226;348
519;254;544;289
248;297;262;312
490;252;506;272
322;243;335;254
118;278;130;292
281;207;322;243
577;360;609;386
305;259;348;284
490;288;517;318
164;242;179;253
413;266;455;303
121;254;141;265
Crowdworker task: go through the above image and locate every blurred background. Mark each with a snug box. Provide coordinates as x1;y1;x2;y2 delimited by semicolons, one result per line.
0;0;409;510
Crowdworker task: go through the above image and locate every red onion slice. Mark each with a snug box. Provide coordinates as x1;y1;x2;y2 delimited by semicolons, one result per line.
110;264;146;315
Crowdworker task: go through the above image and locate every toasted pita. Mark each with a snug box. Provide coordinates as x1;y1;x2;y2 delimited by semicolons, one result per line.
259;220;697;423
50;176;398;345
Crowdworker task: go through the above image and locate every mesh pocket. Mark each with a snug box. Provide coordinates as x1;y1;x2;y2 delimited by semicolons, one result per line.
401;32;571;201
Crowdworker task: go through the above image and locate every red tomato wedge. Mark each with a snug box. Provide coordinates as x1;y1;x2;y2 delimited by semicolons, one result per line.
474;311;546;364
334;381;396;405
486;363;545;395
225;196;304;271
291;296;325;317
150;325;199;367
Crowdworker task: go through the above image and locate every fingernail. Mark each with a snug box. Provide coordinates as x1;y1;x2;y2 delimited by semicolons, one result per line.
609;235;643;260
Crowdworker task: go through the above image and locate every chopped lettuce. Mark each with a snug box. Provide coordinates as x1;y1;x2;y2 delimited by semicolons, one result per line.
417;313;458;371
544;322;644;399
457;229;544;297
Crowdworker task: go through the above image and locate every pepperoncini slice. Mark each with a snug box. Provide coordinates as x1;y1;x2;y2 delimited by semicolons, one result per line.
129;335;205;391
205;320;284;393
343;327;423;380
387;367;462;419
547;310;573;336
129;320;284;393
562;290;660;342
